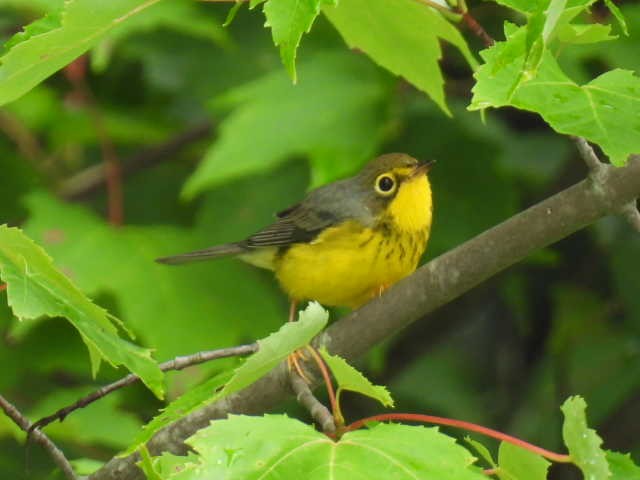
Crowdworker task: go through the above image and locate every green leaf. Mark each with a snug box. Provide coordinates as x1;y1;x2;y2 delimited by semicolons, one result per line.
0;225;164;397
224;2;245;27
91;1;229;72
2;10;62;55
263;0;335;82
23;188;287;372
323;0;476;114
470;24;640;165
0;0;168;107
319;347;394;408
466;437;497;468
495;0;606;79
123;371;232;455
542;0;567;42
139;446;164;480
491;0;593;16
155;415;487;480
219;301;328;398
561;396;610;480
491;0;546;14
182;51;391;198
556;23;615;44
604;0;628;36
607;451;640;480
497;442;550;480
126;304;326;455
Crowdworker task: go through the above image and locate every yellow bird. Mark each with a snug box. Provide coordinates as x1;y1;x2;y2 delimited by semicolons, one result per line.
157;153;434;315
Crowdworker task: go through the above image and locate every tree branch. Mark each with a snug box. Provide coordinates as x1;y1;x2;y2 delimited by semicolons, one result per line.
289;371;336;435
621;201;640;232
0;394;78;480
90;155;640;480
31;343;258;432
573;136;640;232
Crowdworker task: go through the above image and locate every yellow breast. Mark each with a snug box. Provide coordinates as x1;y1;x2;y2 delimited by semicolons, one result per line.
275;175;432;308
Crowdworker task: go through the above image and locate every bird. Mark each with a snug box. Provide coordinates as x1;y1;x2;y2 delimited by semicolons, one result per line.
157;153;434;315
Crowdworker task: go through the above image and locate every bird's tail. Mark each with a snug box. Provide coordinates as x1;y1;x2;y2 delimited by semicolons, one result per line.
156;243;246;265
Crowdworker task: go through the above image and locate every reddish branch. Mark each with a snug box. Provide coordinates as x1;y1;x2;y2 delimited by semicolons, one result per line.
59;122;213;200
0;284;6;292
64;56;123;226
344;413;571;463
462;12;494;47
305;346;339;420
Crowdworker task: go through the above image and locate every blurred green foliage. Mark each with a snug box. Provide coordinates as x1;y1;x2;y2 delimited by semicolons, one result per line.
0;0;638;477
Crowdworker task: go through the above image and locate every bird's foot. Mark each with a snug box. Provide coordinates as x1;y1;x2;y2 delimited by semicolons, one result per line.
287;348;311;383
376;283;390;297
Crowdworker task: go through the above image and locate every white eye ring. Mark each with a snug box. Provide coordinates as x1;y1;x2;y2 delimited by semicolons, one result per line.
374;173;397;196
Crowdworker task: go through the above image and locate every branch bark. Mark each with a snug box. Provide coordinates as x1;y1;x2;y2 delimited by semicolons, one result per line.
290;371;336;435
31;343;257;432
0;395;77;480
90;155;640;480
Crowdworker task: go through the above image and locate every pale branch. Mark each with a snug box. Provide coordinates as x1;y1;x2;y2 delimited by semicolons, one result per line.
573;136;607;178
65;57;124;226
573;136;640;231
0;394;78;480
31;343;257;432
89;156;640;480
289;371;336;435
621;201;640;232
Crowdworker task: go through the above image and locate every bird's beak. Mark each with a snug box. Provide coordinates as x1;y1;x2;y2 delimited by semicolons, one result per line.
409;159;436;179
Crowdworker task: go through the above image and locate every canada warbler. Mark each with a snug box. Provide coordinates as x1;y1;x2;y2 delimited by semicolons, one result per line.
157;153;434;310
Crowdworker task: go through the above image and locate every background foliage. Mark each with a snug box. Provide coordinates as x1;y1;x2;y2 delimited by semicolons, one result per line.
0;0;639;478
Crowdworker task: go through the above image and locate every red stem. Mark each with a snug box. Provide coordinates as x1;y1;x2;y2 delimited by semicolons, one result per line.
462;12;495;47
0;284;6;292
64;57;124;227
306;346;338;420
344;413;572;463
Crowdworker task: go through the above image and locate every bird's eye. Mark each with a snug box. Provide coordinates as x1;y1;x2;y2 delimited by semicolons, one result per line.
374;174;396;196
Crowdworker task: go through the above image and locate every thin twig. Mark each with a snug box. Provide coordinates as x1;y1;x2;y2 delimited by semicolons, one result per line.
0;111;44;162
65;56;123;226
573;136;607;177
573;137;640;231
30;343;258;432
0;283;6;292
289;371;336;435
621;201;640;232
59;122;213;200
461;12;494;47
415;0;494;46
0;395;78;480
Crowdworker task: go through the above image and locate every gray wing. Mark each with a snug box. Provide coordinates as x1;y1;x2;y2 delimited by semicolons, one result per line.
245;178;373;248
